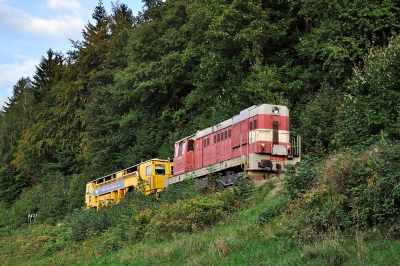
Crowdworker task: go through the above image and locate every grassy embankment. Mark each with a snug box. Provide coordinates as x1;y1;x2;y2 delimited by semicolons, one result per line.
2;144;400;265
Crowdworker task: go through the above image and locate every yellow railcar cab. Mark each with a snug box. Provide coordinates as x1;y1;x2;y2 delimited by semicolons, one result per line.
85;159;173;210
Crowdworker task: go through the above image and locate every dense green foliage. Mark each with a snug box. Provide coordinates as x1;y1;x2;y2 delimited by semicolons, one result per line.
283;141;400;242
1;0;400;263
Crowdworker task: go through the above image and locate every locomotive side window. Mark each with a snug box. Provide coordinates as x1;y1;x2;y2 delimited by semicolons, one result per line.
203;138;211;147
178;141;186;156
188;139;194;151
182;141;186;155
175;143;179;157
211;130;231;143
146;165;152;176
250;120;258;130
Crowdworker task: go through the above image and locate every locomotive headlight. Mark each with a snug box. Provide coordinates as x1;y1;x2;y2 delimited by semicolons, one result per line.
272;106;279;115
261;143;265;148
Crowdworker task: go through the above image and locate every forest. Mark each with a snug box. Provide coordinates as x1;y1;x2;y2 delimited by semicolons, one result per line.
1;0;400;263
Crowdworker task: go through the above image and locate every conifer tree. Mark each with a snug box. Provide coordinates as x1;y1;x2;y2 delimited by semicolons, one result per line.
83;1;136;174
31;49;64;102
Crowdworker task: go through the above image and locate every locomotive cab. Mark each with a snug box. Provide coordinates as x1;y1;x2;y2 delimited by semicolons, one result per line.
173;135;196;176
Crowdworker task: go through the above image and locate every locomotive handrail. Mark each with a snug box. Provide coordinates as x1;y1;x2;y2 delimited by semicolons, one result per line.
94;171;139;188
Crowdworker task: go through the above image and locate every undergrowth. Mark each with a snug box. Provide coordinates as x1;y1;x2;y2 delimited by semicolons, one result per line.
1;143;400;265
282;140;400;243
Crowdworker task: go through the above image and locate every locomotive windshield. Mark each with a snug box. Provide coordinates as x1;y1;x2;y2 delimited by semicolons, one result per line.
175;141;186;157
155;165;165;175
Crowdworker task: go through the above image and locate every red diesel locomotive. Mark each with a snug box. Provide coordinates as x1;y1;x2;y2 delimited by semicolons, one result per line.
167;104;301;186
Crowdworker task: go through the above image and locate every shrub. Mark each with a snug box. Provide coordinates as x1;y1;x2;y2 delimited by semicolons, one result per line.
160;176;200;204
298;84;342;156
333;36;400;148
145;195;226;240
281;141;400;241
348;142;400;227
7;187;39;228
284;155;320;200
93;224;126;253
232;176;256;203
258;201;287;225
69;208;113;242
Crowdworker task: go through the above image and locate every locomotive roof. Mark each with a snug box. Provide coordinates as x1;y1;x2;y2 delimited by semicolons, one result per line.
194;104;288;139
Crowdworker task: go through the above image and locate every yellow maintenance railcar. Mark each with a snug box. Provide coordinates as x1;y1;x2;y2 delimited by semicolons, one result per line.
85;159;173;210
